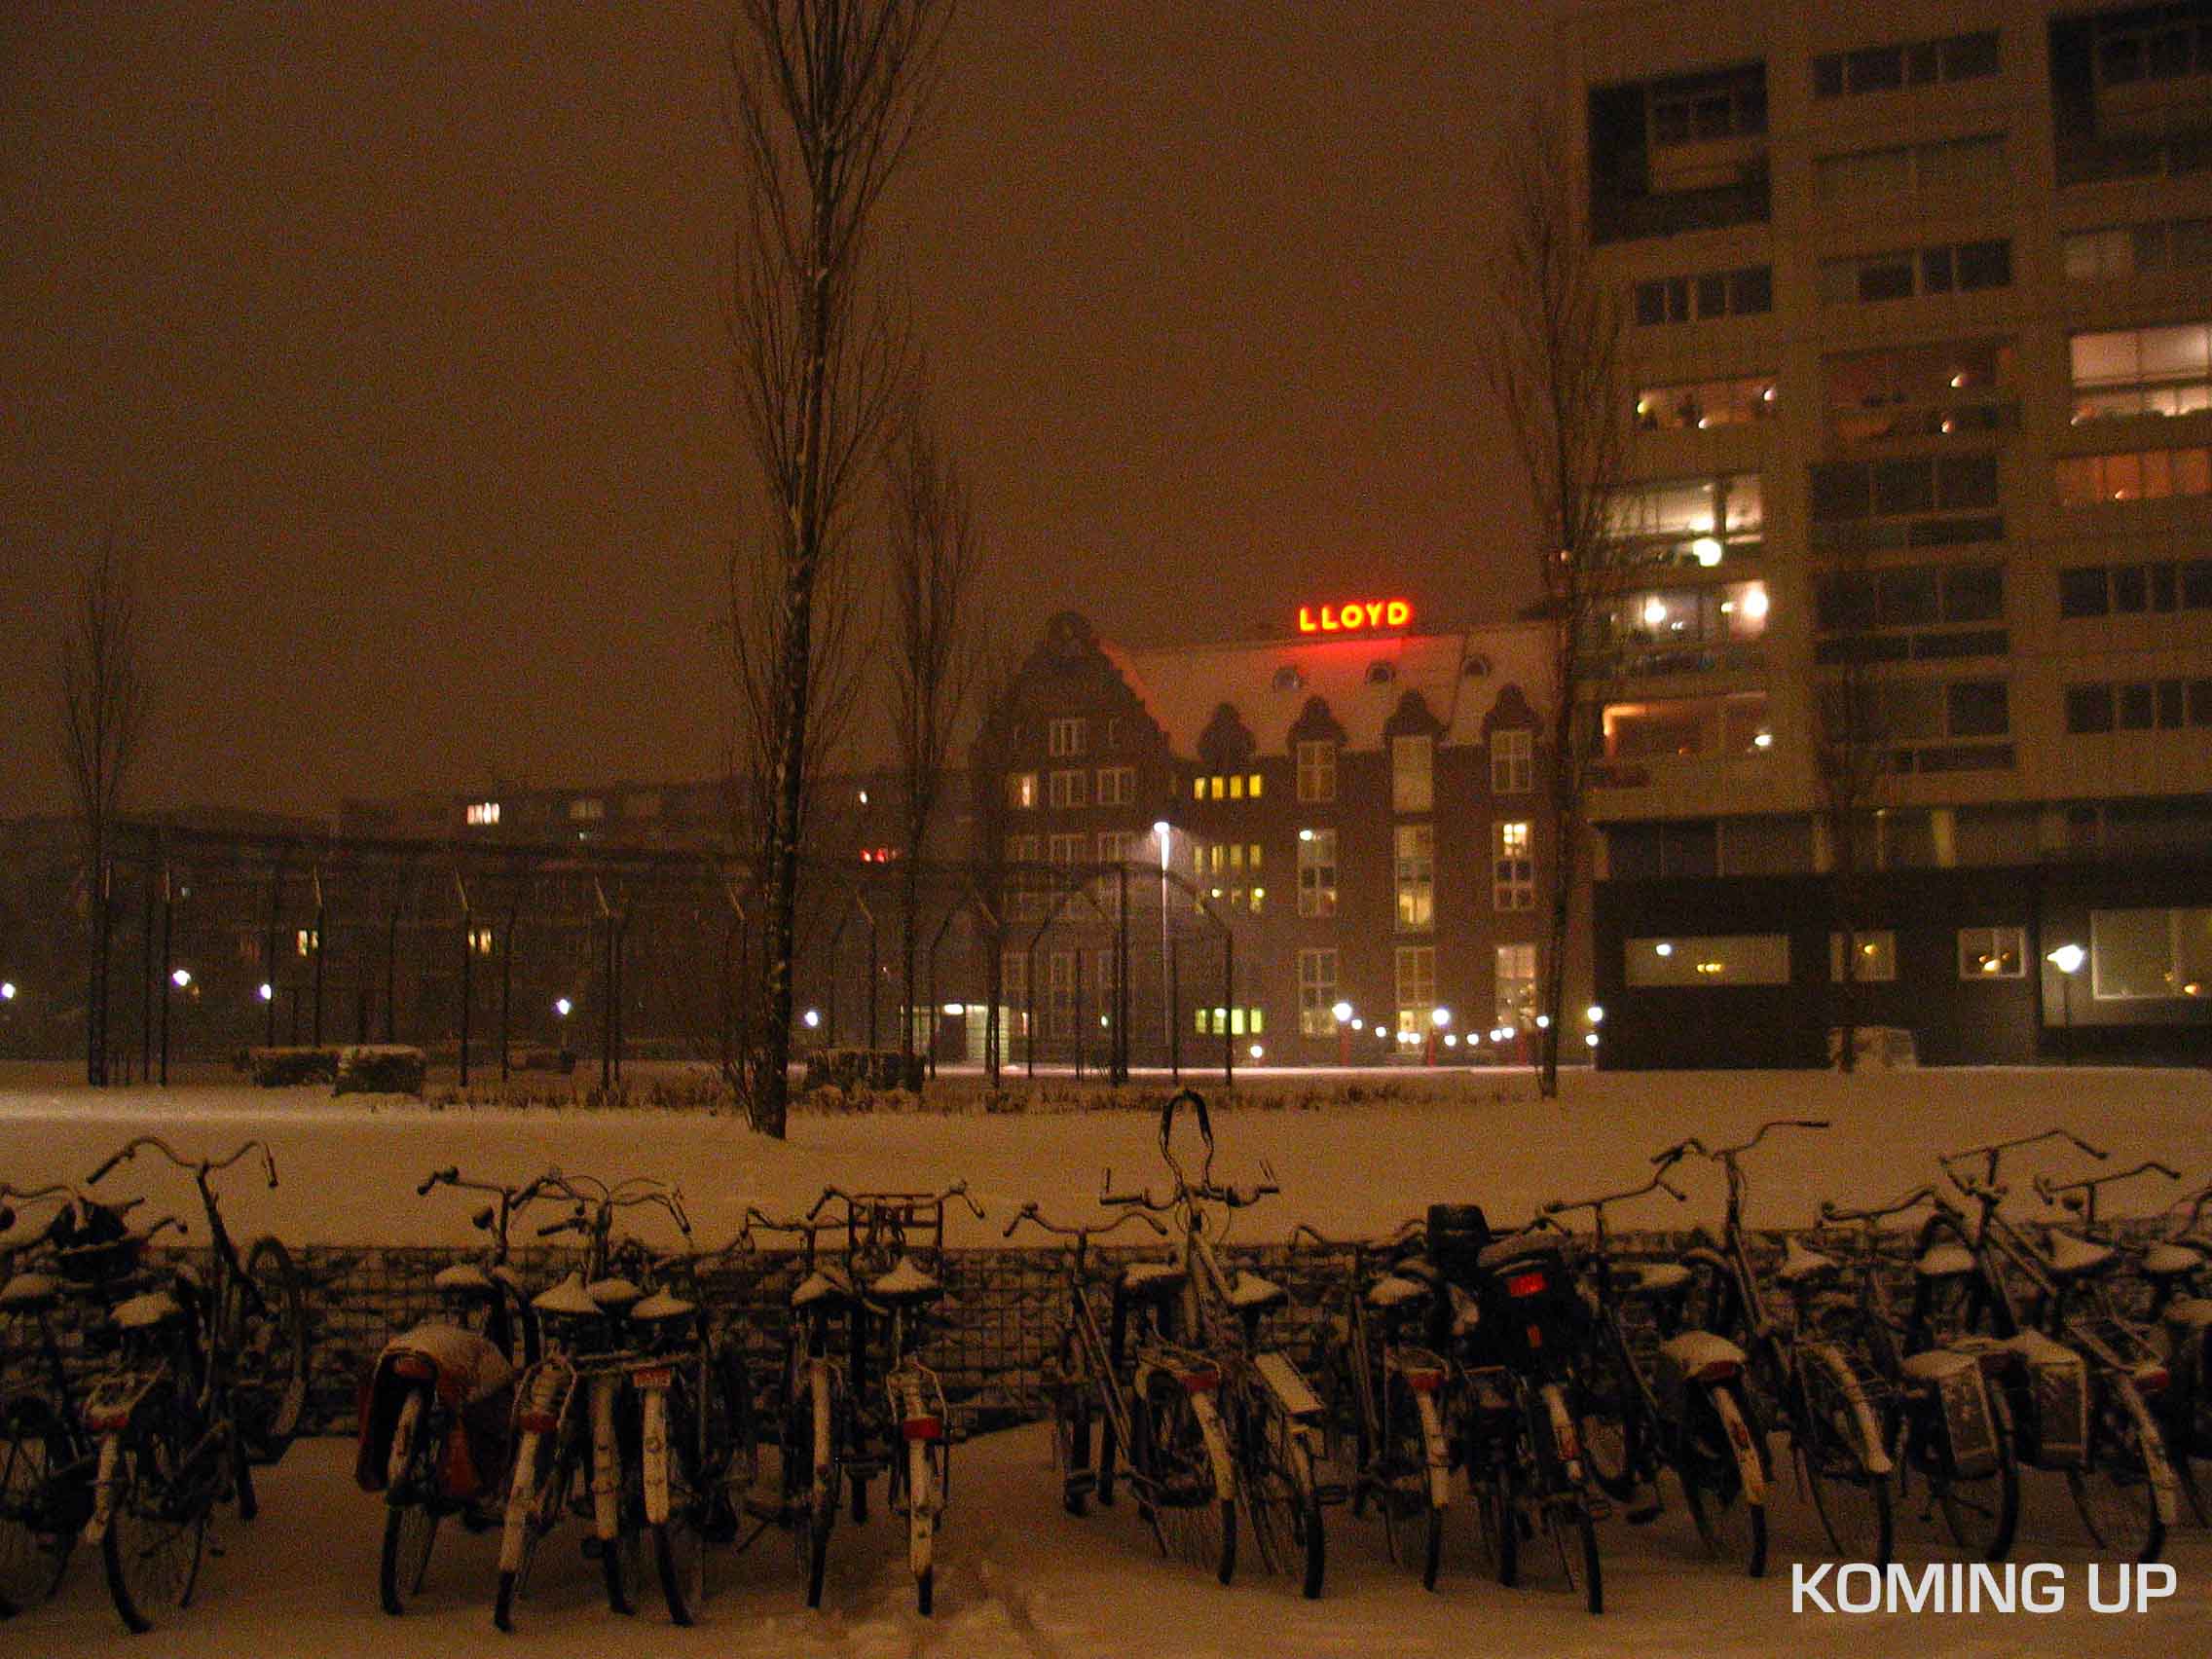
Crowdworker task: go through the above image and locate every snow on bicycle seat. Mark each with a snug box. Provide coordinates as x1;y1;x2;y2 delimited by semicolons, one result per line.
0;1271;60;1311
1612;1261;1691;1297
1228;1271;1289;1313
1914;1242;1977;1279
533;1272;602;1317
434;1263;497;1294
1777;1238;1840;1284
2165;1296;2212;1331
2141;1242;2205;1279
869;1256;943;1305
586;1277;645;1312
1476;1231;1564;1273
1365;1272;1431;1310
1118;1261;1187;1301
2043;1233;2117;1278
631;1287;695;1323
1899;1347;1979;1384
791;1268;857;1310
113;1288;184;1330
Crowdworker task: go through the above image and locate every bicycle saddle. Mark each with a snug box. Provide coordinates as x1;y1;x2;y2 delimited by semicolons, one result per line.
1611;1260;1691;1297
434;1263;498;1296
2140;1241;2205;1280
0;1271;61;1312
869;1256;943;1307
630;1287;696;1323
1914;1242;1977;1279
1117;1260;1187;1302
1228;1271;1288;1314
1777;1237;1840;1285
586;1276;645;1313
791;1267;858;1311
1364;1272;1431;1310
2042;1233;2118;1279
533;1272;601;1317
113;1287;185;1330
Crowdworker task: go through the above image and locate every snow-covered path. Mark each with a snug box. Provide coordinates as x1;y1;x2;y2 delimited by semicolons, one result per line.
11;1425;2212;1658
5;1067;2210;1247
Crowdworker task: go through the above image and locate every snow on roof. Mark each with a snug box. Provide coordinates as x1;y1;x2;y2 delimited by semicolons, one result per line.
1111;624;1549;757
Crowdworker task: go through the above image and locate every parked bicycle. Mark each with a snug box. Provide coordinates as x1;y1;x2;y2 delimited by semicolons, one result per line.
357;1165;555;1614
2129;1175;2212;1523
1296;1219;1455;1590
1101;1088;1330;1598
1677;1121;1895;1567
1546;1151;1771;1577
1933;1128;2179;1563
79;1137;308;1633
1817;1185;2019;1561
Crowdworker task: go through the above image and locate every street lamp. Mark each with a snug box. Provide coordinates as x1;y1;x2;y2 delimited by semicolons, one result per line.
0;981;15;1002
170;968;192;989
257;982;274;1004
1154;821;1172;1073
2046;943;2085;1066
1331;1000;1353;1065
555;996;573;1019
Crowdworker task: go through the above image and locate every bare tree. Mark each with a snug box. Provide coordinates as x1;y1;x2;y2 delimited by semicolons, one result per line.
884;383;987;1074
56;534;151;1085
1812;561;1897;1072
724;0;951;1137
1477;99;1631;1099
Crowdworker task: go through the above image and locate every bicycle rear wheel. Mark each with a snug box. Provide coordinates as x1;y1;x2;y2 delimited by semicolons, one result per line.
100;1416;208;1634
1240;1394;1322;1598
229;1236;309;1467
1679;1384;1767;1578
2068;1375;2168;1564
1050;1327;1095;1517
378;1385;440;1615
0;1391;76;1614
1797;1348;1893;1567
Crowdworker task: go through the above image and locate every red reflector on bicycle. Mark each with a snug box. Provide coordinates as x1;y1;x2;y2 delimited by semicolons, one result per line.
1686;1358;1739;1384
2136;1366;2170;1397
903;1416;944;1441
1404;1368;1444;1394
1181;1370;1221;1394
632;1367;673;1388
1526;1325;1543;1349
86;1406;129;1431
390;1355;437;1381
1505;1271;1547;1299
518;1410;560;1434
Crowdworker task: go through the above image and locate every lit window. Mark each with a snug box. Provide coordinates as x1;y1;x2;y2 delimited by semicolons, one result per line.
295;929;319;957
1007;772;1038;811
1394;824;1434;932
2070;323;2212;422
1049;718;1088;757
1298;948;1340;1037
568;797;606;822
2055;447;2212;506
1493;821;1534;912
2090;907;2212;1000
1392;735;1434;813
469;926;496;956
1248;772;1264;798
1296;740;1337;802
465;801;500;827
1229;773;1245;799
1395;945;1436;1031
1492;728;1533;793
1956;926;2025;979
1627;935;1788;985
1827;932;1898;982
1298;830;1338;918
1495;943;1536;1029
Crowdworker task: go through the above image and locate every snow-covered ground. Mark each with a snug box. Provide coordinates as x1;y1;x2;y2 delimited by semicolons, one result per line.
10;1423;2211;1658
4;1066;2210;1248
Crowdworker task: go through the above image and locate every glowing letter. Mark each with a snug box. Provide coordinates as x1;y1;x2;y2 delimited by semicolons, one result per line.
1385;599;1411;627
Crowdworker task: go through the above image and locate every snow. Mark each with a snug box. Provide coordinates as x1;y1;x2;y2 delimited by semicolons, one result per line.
8;1424;2211;1657
6;1065;2210;1249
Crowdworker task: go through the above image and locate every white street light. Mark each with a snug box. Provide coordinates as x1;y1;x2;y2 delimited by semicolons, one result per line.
1350;1017;1364;1032
1586;1033;1602;1049
2046;943;2086;976
0;981;15;1001
258;982;274;1003
1248;1043;1264;1060
555;997;573;1018
1443;1033;1458;1048
1534;1014;1551;1030
170;968;192;989
803;1009;822;1029
1430;1006;1452;1027
1331;1000;1352;1023
941;1002;966;1016
1587;1004;1605;1024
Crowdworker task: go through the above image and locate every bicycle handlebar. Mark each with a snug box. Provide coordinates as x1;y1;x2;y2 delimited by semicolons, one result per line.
2034;1160;2179;1201
1001;1202;1167;1242
1819;1184;1939;1226
1707;1118;1830;1161
1938;1127;2108;1192
1544;1163;1689;1220
91;1136;278;1190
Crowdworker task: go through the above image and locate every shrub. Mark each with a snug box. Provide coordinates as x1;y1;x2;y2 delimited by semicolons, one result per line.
248;1047;341;1088
335;1046;427;1096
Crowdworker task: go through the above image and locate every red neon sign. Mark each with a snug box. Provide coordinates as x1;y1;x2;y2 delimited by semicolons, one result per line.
1297;599;1413;635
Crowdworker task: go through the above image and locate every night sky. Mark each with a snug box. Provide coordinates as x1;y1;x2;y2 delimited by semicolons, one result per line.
2;3;1542;819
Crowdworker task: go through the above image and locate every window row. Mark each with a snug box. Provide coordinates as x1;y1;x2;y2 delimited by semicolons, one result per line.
1601;691;1773;763
1634;267;1773;327
1628;924;2028;988
1814;133;2005;202
2091;907;2212;1003
1650;71;1766;146
2055;446;2212;505
1195;1006;1266;1037
1814;564;2003;633
1596;581;1770;679
2065;679;2212;733
1817;678;2010;745
1820;240;2011;308
2070;321;2212;421
1610;472;1763;568
2064;219;2212;283
2094;12;2212;88
1634;374;1775;431
1827;927;2031;981
1813;32;1999;98
1825;338;2016;445
2059;560;2212;616
1809;453;2002;554
1192;771;1265;802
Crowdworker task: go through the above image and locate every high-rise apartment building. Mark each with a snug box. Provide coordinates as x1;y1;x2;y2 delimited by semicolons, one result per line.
1568;0;2212;1065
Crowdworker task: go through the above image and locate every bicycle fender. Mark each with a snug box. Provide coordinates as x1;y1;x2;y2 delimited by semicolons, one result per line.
1709;1383;1767;1507
589;1374;620;1540
1539;1382;1585;1492
1186;1389;1236;1509
82;1433;122;1545
907;1440;935;1578
1801;1341;1894;1477
812;1362;837;1514
2117;1377;2180;1527
642;1386;670;1527
499;1428;540;1574
1419;1390;1453;1511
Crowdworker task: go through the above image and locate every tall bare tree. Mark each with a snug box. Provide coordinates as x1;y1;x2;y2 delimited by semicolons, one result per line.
1477;96;1637;1096
1812;561;1897;1072
724;0;952;1135
57;535;151;1086
1477;99;1631;1099
884;384;987;1073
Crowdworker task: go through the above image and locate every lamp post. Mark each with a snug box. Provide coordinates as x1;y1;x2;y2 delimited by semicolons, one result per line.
1332;999;1353;1067
2046;943;2085;1066
1154;821;1171;1073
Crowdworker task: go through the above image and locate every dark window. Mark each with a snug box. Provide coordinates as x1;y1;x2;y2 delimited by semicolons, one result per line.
1958;240;2011;290
2192;680;2212;724
1849;45;1904;92
1907;40;1942;84
2103;35;2145;85
1810;462;1872;523
1875;458;1936;515
2067;684;2117;733
1815;571;1878;631
2185;561;2212;608
1942;565;2005;621
1696;273;1727;318
1914;628;2009;659
1921;245;1955;294
1936;453;2000;509
1864;257;1919;301
1636;281;1667;326
2158;679;2187;726
2059;567;2111;617
1948;680;2009;737
1814;54;1845;97
1879;566;1940;626
1654;99;1692;145
2112;565;2148;612
1668;820;1720;878
1729;266;1773;314
2152;562;2178;611
2120;682;2157;729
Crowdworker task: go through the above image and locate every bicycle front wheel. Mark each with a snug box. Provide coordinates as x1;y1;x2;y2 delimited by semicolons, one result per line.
0;1391;76;1614
1239;1393;1322;1598
1679;1383;1767;1578
1796;1347;1893;1567
2068;1375;2169;1564
228;1236;309;1468
100;1420;208;1634
1135;1379;1235;1585
378;1385;440;1615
